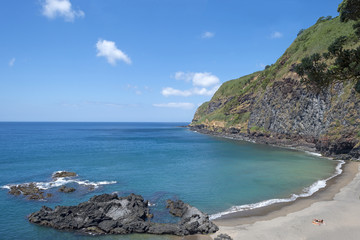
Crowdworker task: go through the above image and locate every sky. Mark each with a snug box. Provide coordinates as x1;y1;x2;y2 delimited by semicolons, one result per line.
0;0;343;122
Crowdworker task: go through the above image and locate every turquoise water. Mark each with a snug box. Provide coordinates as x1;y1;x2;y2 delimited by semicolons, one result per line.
0;122;338;239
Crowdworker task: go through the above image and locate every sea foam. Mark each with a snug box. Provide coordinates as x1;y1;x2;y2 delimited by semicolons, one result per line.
305;151;323;157
1;171;117;190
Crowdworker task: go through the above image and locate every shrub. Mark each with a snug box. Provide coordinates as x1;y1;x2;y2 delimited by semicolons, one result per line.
297;29;305;36
328;36;347;56
325;16;333;21
355;80;360;93
338;0;360;22
353;21;360;37
316;17;326;24
294;53;329;87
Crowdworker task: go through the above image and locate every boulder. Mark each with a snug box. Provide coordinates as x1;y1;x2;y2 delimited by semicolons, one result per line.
58;186;76;193
28;193;218;236
8;183;50;200
214;233;233;240
166;199;188;217
167;199;219;235
52;171;77;179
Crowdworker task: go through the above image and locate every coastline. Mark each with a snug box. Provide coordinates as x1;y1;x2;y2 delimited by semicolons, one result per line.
213;161;358;226
188;127;319;154
189;126;351;221
209;159;345;220
183;127;360;239
209;161;360;239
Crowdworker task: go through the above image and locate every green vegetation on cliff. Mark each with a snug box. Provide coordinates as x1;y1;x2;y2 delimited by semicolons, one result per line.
193;16;358;126
191;0;360;158
294;3;360;91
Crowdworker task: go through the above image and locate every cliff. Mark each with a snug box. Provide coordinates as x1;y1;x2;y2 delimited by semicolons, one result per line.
190;16;360;160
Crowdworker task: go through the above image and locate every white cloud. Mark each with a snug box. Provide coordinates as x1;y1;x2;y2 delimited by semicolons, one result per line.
174;72;220;87
174;72;193;82
162;87;192;97
9;58;15;67
201;31;215;39
153;102;195;109
192;72;219;87
162;85;220;97
96;39;131;65
41;0;84;22
270;31;283;39
193;85;220;95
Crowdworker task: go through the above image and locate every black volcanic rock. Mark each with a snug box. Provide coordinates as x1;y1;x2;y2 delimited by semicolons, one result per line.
28;193;218;236
166;199;219;235
215;233;233;240
58;186;76;193
8;183;50;200
52;171;77;179
166;199;188;217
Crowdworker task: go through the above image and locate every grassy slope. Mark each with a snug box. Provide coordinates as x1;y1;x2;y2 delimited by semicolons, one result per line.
192;17;358;129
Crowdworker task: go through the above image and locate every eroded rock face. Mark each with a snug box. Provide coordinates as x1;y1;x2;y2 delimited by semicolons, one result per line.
28;193;148;234
191;79;360;160
166;199;188;217
166;200;219;235
28;194;218;236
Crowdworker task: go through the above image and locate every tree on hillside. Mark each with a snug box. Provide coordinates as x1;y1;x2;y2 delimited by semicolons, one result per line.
294;53;329;87
338;0;360;22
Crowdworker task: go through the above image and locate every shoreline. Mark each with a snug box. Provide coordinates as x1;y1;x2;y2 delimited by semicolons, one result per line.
188;127;319;154
183;128;360;239
209;161;360;239
209;159;345;220
213;161;358;226
189;126;351;221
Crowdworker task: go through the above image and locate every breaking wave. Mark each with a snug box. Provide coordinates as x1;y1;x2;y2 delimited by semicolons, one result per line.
1;171;116;190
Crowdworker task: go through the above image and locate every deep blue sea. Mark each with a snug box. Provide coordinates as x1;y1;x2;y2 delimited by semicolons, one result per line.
0;122;339;239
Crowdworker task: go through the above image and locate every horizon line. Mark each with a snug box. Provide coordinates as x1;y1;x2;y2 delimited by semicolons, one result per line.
0;121;191;123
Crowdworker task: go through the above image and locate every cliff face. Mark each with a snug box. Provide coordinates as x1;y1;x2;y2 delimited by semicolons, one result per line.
190;17;360;160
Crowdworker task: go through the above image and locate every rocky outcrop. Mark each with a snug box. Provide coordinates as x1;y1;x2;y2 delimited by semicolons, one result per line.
215;233;233;240
8;183;52;200
4;171;118;200
166;200;219;234
191;78;360;160
52;171;77;179
28;193;218;236
58;186;76;193
166;199;188;217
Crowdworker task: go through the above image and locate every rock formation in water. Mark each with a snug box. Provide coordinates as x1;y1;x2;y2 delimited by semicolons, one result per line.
28;193;218;236
8;183;52;200
58;185;76;193
52;171;77;179
4;171;114;200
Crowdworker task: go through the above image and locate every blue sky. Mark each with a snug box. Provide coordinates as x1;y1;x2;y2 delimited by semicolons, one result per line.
1;0;342;122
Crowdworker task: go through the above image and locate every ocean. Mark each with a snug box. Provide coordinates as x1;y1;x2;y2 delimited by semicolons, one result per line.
0;122;340;239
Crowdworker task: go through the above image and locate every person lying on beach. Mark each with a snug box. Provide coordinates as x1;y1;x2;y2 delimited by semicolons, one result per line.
312;219;324;225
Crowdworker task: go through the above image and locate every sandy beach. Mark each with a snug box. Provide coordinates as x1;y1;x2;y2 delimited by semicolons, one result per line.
206;161;360;240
